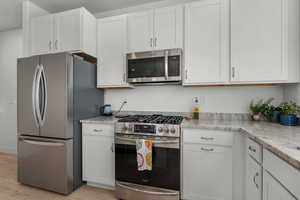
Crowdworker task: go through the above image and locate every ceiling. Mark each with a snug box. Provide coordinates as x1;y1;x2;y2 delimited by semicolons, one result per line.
0;0;164;32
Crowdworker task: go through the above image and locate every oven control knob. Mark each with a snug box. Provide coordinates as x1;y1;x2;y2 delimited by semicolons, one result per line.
123;125;128;131
164;127;169;133
158;127;163;133
170;128;176;134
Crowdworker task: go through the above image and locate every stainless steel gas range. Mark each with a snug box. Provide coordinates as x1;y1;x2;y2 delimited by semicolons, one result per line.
114;114;184;200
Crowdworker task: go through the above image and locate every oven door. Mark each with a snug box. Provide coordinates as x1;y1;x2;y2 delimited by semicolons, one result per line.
115;134;180;191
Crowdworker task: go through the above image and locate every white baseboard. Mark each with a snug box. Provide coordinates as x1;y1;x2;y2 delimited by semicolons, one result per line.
86;181;115;190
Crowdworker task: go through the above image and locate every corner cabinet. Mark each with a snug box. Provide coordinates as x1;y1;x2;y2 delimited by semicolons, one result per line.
127;5;183;53
231;0;300;83
183;0;229;85
263;172;296;200
82;123;115;189
97;15;131;88
31;8;97;57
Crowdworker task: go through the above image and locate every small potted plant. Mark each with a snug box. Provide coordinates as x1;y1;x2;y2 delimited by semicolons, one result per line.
278;101;300;126
262;105;281;123
250;98;274;121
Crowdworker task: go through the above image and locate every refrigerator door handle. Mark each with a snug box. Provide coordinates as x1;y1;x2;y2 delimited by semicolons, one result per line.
32;65;40;127
19;137;66;147
35;65;43;127
40;65;47;126
21;139;65;147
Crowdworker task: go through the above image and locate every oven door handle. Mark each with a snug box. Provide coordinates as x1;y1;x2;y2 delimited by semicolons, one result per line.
115;136;179;145
116;181;179;196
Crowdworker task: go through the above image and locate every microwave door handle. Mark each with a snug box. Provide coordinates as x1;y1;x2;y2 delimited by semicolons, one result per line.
165;51;169;80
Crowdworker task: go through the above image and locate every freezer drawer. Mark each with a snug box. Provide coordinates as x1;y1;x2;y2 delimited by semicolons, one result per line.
18;136;73;194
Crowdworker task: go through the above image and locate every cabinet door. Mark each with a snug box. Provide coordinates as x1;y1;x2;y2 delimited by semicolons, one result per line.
263;171;296;200
184;0;229;85
231;0;285;82
83;135;115;187
127;10;153;53
153;6;183;50
183;144;232;200
31;15;54;55
54;9;81;53
97;16;128;87
246;156;262;200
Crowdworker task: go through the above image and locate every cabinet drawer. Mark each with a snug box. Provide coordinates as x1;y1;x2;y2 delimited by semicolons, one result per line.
263;149;300;199
82;123;114;137
183;128;233;146
247;138;262;164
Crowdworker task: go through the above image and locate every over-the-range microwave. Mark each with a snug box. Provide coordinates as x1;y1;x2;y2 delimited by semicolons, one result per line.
127;49;182;84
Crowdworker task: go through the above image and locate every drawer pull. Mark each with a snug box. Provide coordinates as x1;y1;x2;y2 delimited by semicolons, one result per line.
248;146;256;153
201;147;214;152
93;129;103;132
201;137;214;140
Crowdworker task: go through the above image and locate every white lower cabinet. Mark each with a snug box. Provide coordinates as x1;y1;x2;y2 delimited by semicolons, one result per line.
263;171;296;200
82;123;115;188
182;129;233;200
246;156;262;200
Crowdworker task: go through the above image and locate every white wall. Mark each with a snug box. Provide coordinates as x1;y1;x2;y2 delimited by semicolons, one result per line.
283;84;300;104
0;29;23;154
105;85;284;113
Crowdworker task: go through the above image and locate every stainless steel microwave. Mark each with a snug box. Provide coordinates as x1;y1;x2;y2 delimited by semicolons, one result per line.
127;49;182;84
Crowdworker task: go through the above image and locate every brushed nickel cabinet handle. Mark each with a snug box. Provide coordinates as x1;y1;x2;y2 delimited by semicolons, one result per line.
201;147;214;152
49;41;52;50
201;137;214;140
93;129;103;132
249;146;257;153
232;67;235;79
150;38;153;47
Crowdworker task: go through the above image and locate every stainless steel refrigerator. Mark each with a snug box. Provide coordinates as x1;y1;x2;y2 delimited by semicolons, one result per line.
17;53;103;194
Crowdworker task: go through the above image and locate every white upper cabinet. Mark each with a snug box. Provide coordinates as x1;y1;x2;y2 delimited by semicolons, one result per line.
183;0;229;85
127;11;153;53
127;5;183;53
231;0;300;83
31;15;54;55
154;6;183;50
31;8;97;57
97;15;130;88
54;9;81;53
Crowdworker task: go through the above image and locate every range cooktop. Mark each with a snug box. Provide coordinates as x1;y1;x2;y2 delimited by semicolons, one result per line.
117;114;184;125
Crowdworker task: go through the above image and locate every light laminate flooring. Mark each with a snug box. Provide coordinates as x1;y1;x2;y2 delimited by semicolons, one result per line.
0;153;117;200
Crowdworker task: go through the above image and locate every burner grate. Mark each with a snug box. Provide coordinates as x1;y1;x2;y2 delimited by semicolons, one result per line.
118;114;184;125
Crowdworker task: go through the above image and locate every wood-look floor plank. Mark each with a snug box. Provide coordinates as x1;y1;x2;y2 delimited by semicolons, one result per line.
0;153;117;200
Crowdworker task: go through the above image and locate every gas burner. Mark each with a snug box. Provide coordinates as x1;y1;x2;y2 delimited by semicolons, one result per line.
118;114;184;125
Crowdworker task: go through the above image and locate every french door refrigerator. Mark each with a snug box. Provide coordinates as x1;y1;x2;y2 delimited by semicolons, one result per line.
17;53;103;194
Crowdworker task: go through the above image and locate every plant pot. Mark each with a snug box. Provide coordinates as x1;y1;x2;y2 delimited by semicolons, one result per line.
280;114;298;126
252;114;261;121
271;111;281;123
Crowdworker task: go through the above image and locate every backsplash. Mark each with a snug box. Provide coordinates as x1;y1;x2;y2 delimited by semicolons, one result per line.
105;85;284;113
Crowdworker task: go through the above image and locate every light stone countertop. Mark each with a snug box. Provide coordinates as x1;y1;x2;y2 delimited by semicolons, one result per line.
81;116;300;170
183;119;300;170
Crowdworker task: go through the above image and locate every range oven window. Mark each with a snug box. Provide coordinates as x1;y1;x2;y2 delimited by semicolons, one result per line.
115;144;180;191
128;57;165;79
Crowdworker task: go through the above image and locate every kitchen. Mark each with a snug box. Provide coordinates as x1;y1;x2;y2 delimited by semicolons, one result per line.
0;0;300;199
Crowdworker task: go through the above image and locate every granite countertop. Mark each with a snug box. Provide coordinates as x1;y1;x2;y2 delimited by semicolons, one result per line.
183;120;300;170
81;115;300;170
80;116;118;124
